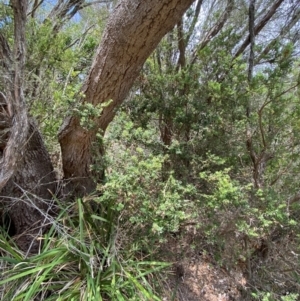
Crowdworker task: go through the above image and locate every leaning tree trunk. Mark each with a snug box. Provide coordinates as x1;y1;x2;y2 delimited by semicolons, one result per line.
58;0;195;191
1;0;195;253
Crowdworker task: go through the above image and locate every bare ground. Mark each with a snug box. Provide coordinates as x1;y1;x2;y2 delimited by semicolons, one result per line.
158;225;299;301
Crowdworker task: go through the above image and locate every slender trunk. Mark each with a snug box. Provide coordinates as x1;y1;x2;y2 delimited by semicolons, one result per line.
159;115;173;147
234;0;285;59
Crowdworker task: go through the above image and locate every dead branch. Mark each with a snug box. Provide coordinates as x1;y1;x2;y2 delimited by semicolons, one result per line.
256;5;300;63
234;0;285;59
191;0;234;64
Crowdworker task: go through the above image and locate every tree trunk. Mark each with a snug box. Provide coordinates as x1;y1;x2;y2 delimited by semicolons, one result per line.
1;0;195;253
1;122;56;253
59;0;195;187
0;0;55;253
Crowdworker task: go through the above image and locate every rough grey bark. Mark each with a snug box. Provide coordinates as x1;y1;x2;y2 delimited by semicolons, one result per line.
0;0;30;191
59;0;196;188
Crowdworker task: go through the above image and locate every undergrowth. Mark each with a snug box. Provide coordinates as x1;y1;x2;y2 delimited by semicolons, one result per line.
0;197;168;301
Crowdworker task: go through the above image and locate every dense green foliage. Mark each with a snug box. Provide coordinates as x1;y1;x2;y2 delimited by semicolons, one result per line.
1;0;300;300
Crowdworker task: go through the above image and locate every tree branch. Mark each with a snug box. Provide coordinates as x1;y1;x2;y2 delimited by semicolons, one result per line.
185;0;203;45
256;5;300;63
0;33;12;69
176;19;186;70
191;0;234;65
47;0;85;32
248;0;255;83
28;0;44;18
234;0;285;59
81;0;113;8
